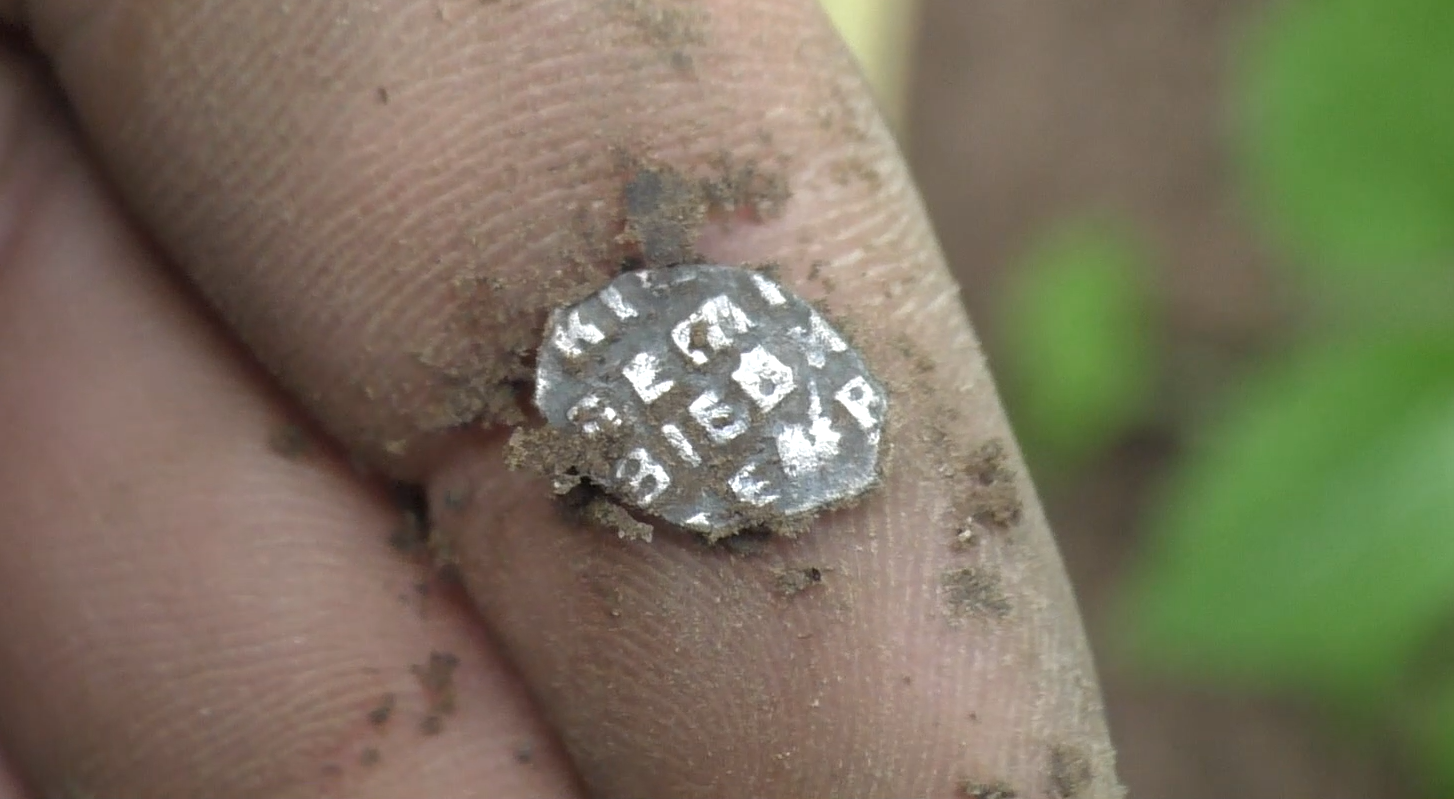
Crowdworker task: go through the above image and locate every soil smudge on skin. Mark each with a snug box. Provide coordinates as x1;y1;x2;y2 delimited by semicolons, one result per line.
607;0;707;70
621;161;705;269
1048;743;1093;797
773;565;825;596
268;423;310;460
947;440;1023;546
412;651;461;736
367;693;397;727
388;507;428;556
618;154;791;271
961;781;1019;799
941;566;1012;620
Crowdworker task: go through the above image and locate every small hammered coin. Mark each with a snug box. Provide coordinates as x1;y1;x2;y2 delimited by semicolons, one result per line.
534;264;887;537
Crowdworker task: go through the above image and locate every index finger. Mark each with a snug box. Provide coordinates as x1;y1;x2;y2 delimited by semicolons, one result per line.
19;1;1121;796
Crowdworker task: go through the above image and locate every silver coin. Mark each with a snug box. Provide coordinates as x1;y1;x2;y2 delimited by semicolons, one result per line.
534;264;886;536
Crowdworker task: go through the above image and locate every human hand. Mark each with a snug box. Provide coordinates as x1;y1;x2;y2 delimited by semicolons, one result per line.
0;1;1119;796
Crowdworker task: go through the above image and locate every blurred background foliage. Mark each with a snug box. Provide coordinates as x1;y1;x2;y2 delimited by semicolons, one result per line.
822;0;1454;795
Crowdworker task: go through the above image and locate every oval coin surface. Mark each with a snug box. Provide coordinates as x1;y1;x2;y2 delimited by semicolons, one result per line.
534;265;886;537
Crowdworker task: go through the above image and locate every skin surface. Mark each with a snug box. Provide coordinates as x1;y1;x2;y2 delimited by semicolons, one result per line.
0;1;1122;797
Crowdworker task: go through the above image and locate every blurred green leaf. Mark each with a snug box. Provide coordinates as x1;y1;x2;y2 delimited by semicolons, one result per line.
1002;221;1157;466
1239;0;1454;282
1412;677;1454;796
1123;335;1454;700
1413;680;1454;796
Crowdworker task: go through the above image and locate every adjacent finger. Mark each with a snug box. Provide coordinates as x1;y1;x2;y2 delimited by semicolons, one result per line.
23;1;1122;796
0;56;579;798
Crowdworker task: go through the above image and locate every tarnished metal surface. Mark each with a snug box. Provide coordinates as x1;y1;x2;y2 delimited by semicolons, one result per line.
534;265;886;536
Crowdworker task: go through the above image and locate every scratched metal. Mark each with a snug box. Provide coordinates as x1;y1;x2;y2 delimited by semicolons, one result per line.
534;264;887;536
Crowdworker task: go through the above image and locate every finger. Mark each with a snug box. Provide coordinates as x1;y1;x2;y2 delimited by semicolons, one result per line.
22;1;1121;797
0;55;579;798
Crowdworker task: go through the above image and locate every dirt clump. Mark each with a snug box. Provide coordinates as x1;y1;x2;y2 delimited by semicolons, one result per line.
1048;743;1093;798
949;440;1023;544
941;566;1012;620
699;152;791;221
773;565;826;596
506;426;655;541
585;498;655;543
620;160;707;269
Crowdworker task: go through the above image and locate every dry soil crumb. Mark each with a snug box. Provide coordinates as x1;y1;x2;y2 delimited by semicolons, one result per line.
941;567;1012;620
268;423;310;460
961;781;1018;799
954;440;1024;534
1049;743;1093;798
773;565;825;596
585;497;654;542
505;426;655;540
719;528;772;556
367;693;397;727
359;747;381;767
